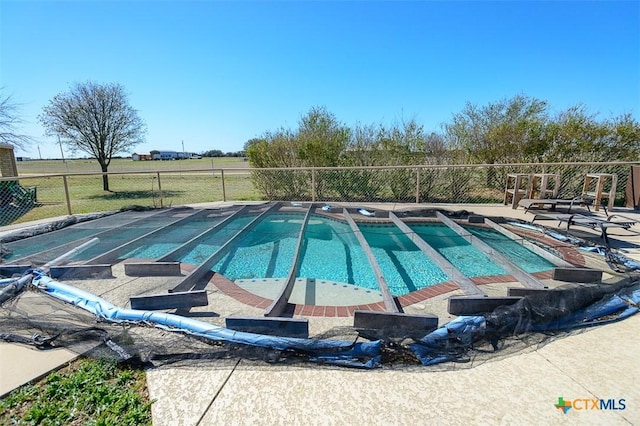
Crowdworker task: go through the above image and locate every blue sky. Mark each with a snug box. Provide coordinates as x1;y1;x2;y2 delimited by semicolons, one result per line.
1;1;638;159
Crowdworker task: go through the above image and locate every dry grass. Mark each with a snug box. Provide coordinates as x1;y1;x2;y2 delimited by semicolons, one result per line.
5;158;262;224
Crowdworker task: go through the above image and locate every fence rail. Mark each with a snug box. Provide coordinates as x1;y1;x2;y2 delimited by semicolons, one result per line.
0;161;637;226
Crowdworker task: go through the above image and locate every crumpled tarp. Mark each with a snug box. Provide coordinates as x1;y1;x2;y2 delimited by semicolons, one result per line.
30;270;381;369
410;283;640;366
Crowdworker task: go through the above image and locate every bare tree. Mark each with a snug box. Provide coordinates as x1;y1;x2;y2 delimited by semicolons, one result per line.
0;89;31;150
39;82;146;191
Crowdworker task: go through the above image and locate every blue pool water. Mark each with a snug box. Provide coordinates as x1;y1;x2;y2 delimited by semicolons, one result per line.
202;214;555;297
66;215;189;262
299;217;378;290
3;228;99;261
408;223;507;277
1;214;153;261
213;213;302;279
359;224;449;296
3;207;557;301
178;214;257;264
121;215;227;259
466;226;554;273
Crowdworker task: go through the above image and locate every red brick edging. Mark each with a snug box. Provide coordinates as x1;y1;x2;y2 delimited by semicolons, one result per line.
204;227;585;318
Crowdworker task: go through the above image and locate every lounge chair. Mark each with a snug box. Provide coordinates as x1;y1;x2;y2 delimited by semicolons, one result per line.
518;196;597;214
531;213;637;246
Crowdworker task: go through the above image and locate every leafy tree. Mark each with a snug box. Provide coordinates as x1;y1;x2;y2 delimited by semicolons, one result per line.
540;106;640;162
340;122;384;166
39;82;146;191
542;105;606;162
378;117;430;199
243;138;264;152
202;149;224;157
445;94;548;164
246;129;310;199
246;129;301;168
0;89;31;149
445;95;548;187
297;106;350;198
297;106;350;167
604;113;640;161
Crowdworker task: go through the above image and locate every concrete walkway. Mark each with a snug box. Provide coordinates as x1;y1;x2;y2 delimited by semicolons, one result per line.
1;202;639;425
147;314;640;425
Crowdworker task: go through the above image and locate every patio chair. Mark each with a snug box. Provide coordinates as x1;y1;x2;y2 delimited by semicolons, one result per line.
518;195;597;214
531;212;638;247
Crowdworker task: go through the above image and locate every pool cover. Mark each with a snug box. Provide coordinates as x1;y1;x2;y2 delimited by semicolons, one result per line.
1;268;638;370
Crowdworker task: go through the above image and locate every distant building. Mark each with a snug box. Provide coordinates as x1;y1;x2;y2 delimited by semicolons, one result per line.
150;150;178;160
0;144;18;177
148;150;196;160
132;152;152;161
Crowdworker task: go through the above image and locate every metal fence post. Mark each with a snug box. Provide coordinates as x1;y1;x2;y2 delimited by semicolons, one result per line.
311;168;316;202
221;169;227;202
156;172;163;207
62;175;72;215
415;167;421;203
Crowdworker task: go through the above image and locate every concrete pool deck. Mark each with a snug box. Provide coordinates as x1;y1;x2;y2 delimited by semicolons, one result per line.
1;202;639;425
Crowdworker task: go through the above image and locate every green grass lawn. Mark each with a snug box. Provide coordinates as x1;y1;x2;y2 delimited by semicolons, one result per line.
16;157;250;175
0;357;153;425
5;158;263;224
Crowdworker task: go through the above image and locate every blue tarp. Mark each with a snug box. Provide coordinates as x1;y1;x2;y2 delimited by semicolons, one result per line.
410;285;640;366
21;269;640;369
409;316;486;366
31;270;381;368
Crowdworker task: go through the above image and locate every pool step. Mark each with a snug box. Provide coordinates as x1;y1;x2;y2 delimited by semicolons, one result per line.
225;316;309;338
447;296;522;315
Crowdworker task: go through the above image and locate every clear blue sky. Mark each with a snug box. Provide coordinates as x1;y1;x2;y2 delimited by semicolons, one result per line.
1;0;638;159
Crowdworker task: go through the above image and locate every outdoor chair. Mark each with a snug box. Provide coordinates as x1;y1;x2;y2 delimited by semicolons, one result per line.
531;212;638;247
518;195;597;214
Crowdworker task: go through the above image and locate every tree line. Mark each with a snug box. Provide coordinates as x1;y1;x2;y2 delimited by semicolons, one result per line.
244;99;638;201
246;97;640;170
1;83;638;194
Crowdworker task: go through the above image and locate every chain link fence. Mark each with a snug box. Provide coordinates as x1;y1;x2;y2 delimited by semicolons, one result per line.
0;162;637;226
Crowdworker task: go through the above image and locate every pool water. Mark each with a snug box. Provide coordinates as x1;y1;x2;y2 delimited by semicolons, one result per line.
121;214;227;260
214;213;302;279
176;214;257;264
360;224;449;295
3;228;99;262
1;210;154;261
2;207;557;301
200;213;556;297
66;214;188;262
408;223;507;277
299;217;378;290
466;226;554;273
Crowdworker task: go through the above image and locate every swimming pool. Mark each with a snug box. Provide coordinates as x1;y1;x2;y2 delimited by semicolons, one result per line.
200;211;555;298
0;204;560;305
